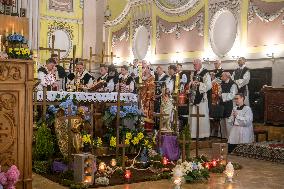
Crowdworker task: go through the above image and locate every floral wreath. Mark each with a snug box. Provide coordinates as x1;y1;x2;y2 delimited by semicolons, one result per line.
47;21;74;58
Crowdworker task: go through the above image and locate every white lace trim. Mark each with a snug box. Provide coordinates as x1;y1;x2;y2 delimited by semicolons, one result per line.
36;91;138;103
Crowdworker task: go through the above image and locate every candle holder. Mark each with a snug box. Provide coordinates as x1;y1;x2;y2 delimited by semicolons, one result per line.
224;162;234;183
124;169;131;181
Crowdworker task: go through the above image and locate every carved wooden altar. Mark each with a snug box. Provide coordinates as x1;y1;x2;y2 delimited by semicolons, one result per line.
0;59;34;189
262;87;284;125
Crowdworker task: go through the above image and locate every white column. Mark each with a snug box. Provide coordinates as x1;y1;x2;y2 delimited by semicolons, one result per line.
83;0;97;58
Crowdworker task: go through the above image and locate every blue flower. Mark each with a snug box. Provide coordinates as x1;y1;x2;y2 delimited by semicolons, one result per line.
48;105;58;114
192;162;198;170
109;106;117;115
120;111;126;118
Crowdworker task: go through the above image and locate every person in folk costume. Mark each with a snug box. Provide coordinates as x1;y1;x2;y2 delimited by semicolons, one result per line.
209;60;223;135
231;57;250;106
176;63;190;131
89;64;108;92
228;93;254;153
166;65;177;94
188;59;212;139
38;58;60;91
129;59;139;79
140;63;156;132
176;63;188;92
218;72;238;138
160;88;174;133
154;66;169;112
51;53;67;90
116;65;135;93
66;61;94;91
212;60;224;84
106;64;119;92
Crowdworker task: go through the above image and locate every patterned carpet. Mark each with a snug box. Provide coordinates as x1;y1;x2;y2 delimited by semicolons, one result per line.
232;141;284;163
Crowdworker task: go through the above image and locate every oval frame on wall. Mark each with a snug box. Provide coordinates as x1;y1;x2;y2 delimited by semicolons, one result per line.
132;25;150;60
48;29;73;58
209;8;238;57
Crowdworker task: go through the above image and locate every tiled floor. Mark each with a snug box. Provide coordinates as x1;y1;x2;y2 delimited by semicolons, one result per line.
32;148;284;189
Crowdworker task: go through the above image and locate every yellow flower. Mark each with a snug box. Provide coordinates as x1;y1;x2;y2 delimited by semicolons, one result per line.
97;137;103;147
14;48;19;51
144;139;149;146
137;132;144;140
126;132;132;140
82;134;91;144
110;136;116;147
131;137;139;145
20;48;24;52
15;51;21;55
147;144;152;149
8;48;13;53
125;139;130;145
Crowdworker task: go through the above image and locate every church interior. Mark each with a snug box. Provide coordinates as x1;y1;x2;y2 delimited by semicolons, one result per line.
0;0;284;189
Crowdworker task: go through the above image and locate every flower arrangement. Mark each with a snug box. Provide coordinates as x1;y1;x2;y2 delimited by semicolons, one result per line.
0;165;20;189
108;130;155;150
7;47;31;59
103;105;142;126
82;134;92;145
172;160;210;183
93;137;103;148
7;33;28;44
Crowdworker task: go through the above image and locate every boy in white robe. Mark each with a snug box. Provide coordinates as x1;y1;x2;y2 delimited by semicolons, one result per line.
228;93;254;153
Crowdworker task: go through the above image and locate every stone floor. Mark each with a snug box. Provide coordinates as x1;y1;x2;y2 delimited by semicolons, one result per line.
32;148;284;189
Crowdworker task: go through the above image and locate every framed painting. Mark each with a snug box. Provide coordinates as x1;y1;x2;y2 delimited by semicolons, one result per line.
49;0;73;12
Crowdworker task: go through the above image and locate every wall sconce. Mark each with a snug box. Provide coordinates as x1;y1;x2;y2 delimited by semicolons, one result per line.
266;53;276;64
203;58;210;64
104;5;111;20
232;56;240;60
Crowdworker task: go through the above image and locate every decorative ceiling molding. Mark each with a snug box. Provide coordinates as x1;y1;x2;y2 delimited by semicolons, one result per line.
112;25;130;48
105;0;152;27
132;17;152;38
209;0;240;20
156;13;204;40
41;15;83;24
248;2;284;23
154;0;199;15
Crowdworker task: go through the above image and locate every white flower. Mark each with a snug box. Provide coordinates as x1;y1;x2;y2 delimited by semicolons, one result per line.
95;177;109;186
197;162;204;170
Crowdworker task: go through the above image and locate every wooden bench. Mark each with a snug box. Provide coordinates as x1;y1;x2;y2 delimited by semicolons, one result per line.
254;128;269;142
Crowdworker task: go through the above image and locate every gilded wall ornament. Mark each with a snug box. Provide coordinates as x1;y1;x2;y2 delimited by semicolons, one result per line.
48;21;74;58
112;25;130;48
156;13;204;40
49;0;73;12
248;2;284;23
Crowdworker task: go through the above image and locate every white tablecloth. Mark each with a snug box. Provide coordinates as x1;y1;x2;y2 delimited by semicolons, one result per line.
36;91;138;103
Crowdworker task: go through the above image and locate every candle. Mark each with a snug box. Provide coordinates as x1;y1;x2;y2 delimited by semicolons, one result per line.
138;62;142;84
98;162;106;173
5;28;9;37
21;29;24;36
162;157;168;165
212;160;217;167
110;159;117;167
174;73;180;94
124;170;131;179
12;24;14;34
